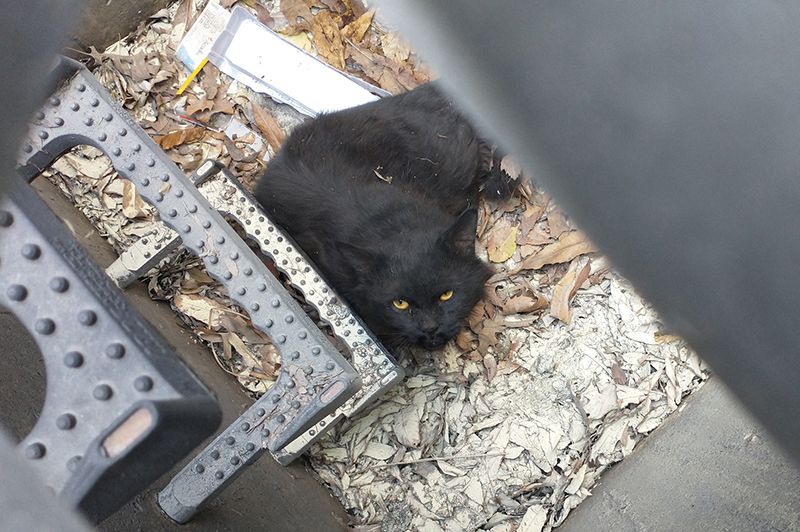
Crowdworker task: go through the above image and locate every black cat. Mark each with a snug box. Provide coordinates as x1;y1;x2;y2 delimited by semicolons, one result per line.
255;84;509;351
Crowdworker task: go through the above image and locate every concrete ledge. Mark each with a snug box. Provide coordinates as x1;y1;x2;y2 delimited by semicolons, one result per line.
561;378;800;532
72;0;171;52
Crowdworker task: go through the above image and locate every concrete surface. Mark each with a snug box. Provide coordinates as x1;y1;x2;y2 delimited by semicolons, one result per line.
72;0;172;53
561;377;800;532
0;177;349;531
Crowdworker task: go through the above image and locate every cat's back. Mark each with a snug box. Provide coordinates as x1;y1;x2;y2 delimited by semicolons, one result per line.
264;85;481;209
254;85;483;259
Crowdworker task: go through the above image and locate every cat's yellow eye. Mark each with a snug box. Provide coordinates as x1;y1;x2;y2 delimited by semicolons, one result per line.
439;290;454;302
392;299;410;310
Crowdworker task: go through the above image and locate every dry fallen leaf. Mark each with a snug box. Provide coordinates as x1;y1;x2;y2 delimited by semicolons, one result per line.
226;331;261;368
312;11;346;70
610;361;628;385
251;103;286;150
515;230;596;272
455;329;474;351
655;331;683;344
280;0;314;34
341;9;374;42
283;31;314;52
380;33;412;63
254;3;274;27
200;64;220;101
487;220;519;263
550;258;592;323
497;359;524;376
393;394;424;447
121;180;149;219
363;441;395;461
477;318;504;355
519;202;548;238
483;354;498;383
547;209;571;239
186;96;214;115
156;127;205;149
173;293;229;328
502;294;548;315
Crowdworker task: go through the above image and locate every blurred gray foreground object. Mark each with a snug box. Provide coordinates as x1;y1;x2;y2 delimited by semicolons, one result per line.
379;1;800;462
0;0;99;529
0;430;90;532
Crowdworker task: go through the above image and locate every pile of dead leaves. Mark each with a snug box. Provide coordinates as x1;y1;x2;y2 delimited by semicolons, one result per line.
447;169;609;384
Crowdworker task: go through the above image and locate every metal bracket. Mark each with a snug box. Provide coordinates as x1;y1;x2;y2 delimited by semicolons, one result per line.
105;160;405;461
1;172;221;523
16;56;364;522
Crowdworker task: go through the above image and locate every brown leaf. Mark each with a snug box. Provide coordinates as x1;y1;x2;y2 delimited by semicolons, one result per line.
503;316;539;328
519;227;554;247
220;0;238;7
173;0;194;39
180;267;214;292
497;360;524;376
377;69;405;95
200;64;220;100
280;0;314;34
484;284;505;308
212;90;236;115
312;11;345;69
487;220;519;263
519;202;546;236
129;52;159;82
483;354;498;383
502;294;548;315
468;303;487;333
455;329;474;351
547;209;571;239
477;318;503;356
655;331;683;344
341;9;374;42
589;257;612;285
251;104;286;150
346;43;384;81
186;96;214;115
156;127;205;149
550;258;591;323
254;3;275;27
514;230;597;272
345;0;368;17
318;0;346;13
224;136;251;163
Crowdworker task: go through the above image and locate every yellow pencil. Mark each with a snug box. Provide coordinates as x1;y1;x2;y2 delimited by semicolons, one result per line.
176;58;209;95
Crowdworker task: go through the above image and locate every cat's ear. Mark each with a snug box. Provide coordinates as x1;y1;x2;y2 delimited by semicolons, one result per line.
444;208;478;253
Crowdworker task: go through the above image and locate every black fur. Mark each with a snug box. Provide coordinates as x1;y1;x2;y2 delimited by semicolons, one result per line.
255;84;500;350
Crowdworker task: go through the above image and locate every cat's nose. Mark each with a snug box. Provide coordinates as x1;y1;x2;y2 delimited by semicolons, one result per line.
420;324;437;334
419;317;438;334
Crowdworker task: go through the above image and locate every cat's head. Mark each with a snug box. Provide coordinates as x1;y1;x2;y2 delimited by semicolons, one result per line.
342;209;490;350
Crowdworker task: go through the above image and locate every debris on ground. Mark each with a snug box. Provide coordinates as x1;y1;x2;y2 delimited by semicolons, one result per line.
45;1;709;530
